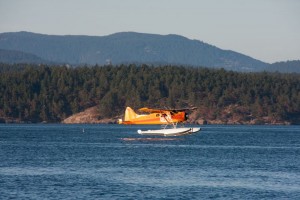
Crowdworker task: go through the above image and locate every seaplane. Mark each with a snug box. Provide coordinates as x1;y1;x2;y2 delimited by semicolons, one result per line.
118;107;201;136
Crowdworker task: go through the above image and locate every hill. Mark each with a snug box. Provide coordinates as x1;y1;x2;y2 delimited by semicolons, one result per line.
267;60;300;73
0;31;268;72
0;49;47;64
0;64;299;124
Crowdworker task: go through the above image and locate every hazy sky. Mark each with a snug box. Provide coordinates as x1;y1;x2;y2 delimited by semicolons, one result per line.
0;0;299;63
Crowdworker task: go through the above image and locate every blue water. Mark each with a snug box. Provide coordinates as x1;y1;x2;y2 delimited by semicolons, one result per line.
0;124;300;199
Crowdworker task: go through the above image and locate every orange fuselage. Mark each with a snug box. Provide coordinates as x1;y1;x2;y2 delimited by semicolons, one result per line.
120;107;187;125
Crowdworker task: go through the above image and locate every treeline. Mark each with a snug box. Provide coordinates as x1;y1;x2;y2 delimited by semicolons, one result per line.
0;63;300;123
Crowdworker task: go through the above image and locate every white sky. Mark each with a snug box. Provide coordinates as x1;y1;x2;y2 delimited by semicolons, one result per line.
0;0;299;63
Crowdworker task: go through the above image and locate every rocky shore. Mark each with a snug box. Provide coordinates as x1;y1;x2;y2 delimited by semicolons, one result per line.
62;106;117;124
62;106;293;125
1;105;295;125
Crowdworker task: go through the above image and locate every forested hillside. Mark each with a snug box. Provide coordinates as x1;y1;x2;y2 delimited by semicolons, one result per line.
0;63;300;124
0;49;47;64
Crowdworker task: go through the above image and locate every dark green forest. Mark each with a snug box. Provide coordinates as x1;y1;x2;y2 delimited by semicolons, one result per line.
1;63;300;124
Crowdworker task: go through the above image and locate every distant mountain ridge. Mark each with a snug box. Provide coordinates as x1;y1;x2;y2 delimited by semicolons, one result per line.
0;31;298;72
266;60;300;73
0;49;47;64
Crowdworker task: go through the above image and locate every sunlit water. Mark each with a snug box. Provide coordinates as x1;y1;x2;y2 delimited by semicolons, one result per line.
0;124;300;199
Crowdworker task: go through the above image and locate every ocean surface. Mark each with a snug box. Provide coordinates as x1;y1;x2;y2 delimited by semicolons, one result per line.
0;124;299;199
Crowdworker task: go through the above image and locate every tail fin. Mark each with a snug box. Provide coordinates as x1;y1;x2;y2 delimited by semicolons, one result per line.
124;107;137;121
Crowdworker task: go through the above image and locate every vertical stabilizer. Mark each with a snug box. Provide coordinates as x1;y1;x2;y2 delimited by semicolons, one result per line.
124;107;137;121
